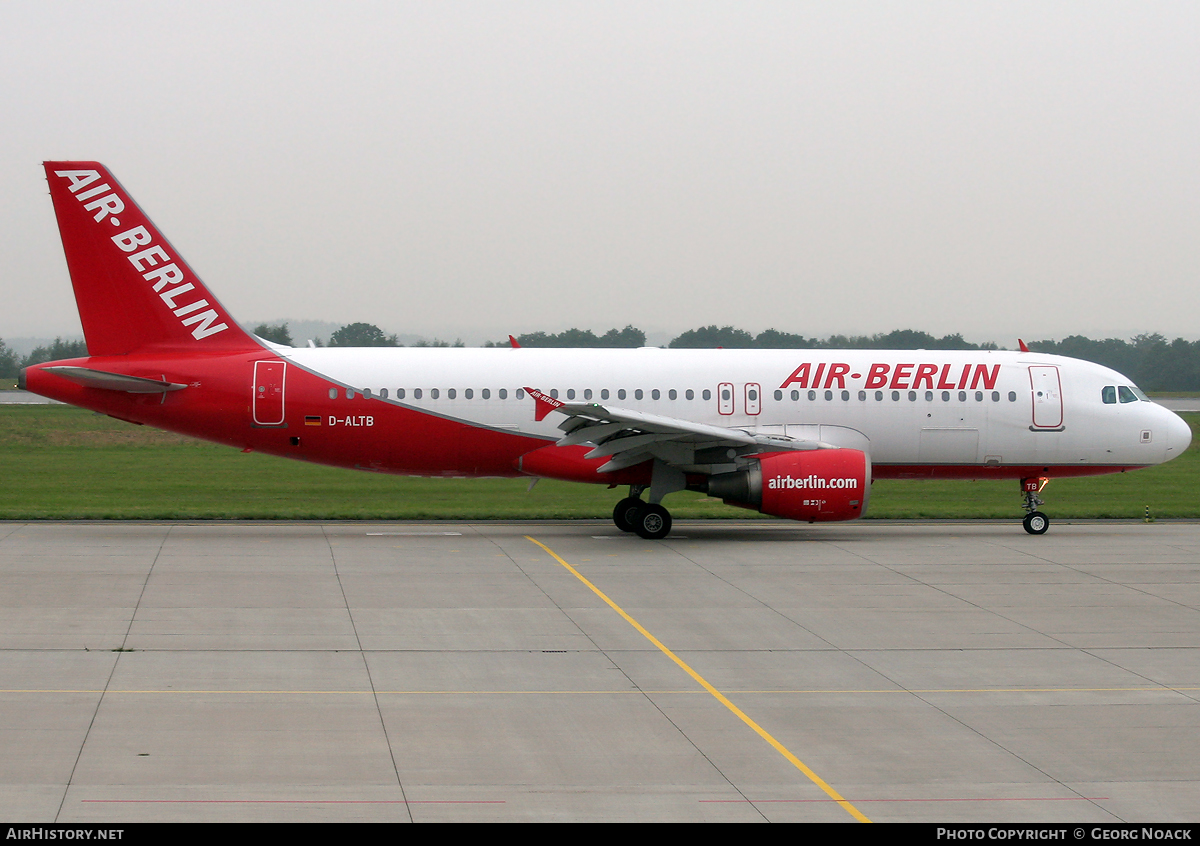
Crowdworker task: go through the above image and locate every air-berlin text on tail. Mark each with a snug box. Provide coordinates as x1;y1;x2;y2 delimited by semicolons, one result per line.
779;361;1001;391
53;169;229;341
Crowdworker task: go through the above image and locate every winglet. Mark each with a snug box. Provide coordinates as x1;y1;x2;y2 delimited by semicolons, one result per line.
524;387;563;422
1018;338;1029;353
508;335;521;349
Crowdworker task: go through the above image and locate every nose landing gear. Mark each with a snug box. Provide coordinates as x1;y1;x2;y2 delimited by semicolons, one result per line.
1021;477;1050;535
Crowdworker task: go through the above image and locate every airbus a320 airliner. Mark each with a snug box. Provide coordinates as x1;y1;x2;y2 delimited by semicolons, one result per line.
20;162;1192;538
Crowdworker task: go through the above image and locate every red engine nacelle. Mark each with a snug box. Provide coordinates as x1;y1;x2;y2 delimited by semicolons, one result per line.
705;448;870;523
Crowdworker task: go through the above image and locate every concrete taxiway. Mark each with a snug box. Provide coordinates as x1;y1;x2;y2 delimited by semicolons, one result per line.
1;519;1198;823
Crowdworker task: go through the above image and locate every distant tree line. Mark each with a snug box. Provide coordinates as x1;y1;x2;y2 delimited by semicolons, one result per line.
252;323;294;345
0;337;89;382
485;326;647;348
252;322;463;348
666;326;1001;351
5;326;1200;391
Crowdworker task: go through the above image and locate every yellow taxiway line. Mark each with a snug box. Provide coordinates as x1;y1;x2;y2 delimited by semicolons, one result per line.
525;534;871;823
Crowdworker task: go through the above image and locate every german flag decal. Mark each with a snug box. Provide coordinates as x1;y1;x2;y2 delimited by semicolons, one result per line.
304;415;322;426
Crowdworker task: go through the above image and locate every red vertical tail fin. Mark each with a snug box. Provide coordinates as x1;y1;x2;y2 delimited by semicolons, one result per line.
44;162;260;356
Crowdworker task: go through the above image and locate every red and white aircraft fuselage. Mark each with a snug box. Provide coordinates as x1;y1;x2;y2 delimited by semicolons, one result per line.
21;162;1192;538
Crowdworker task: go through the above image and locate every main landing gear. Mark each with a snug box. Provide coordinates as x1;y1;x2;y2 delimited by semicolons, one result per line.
613;487;673;540
1021;477;1050;535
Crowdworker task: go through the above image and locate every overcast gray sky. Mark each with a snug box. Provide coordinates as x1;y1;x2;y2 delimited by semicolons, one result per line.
2;1;1197;345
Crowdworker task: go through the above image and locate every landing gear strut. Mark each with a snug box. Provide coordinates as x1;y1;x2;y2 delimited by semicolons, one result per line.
612;486;673;540
1021;477;1050;535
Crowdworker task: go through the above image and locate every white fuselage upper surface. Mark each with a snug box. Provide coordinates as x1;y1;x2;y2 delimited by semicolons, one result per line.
280;346;1191;472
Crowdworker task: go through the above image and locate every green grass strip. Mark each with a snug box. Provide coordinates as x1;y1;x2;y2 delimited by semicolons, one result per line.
0;406;1196;520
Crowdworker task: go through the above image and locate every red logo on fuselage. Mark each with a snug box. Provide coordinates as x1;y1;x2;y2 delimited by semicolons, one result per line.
779;362;1000;391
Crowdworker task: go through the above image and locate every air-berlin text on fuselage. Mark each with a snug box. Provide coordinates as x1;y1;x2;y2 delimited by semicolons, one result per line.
53;170;228;341
779;362;1001;391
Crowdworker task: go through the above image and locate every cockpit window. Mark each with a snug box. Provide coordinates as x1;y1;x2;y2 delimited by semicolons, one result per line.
1131;386;1150;402
1102;386;1116;404
1118;386;1138;403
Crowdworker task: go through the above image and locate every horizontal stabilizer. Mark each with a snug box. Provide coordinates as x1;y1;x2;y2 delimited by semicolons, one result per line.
43;366;188;394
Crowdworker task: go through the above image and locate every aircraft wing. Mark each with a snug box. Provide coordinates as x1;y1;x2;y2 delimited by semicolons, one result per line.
524;387;821;473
